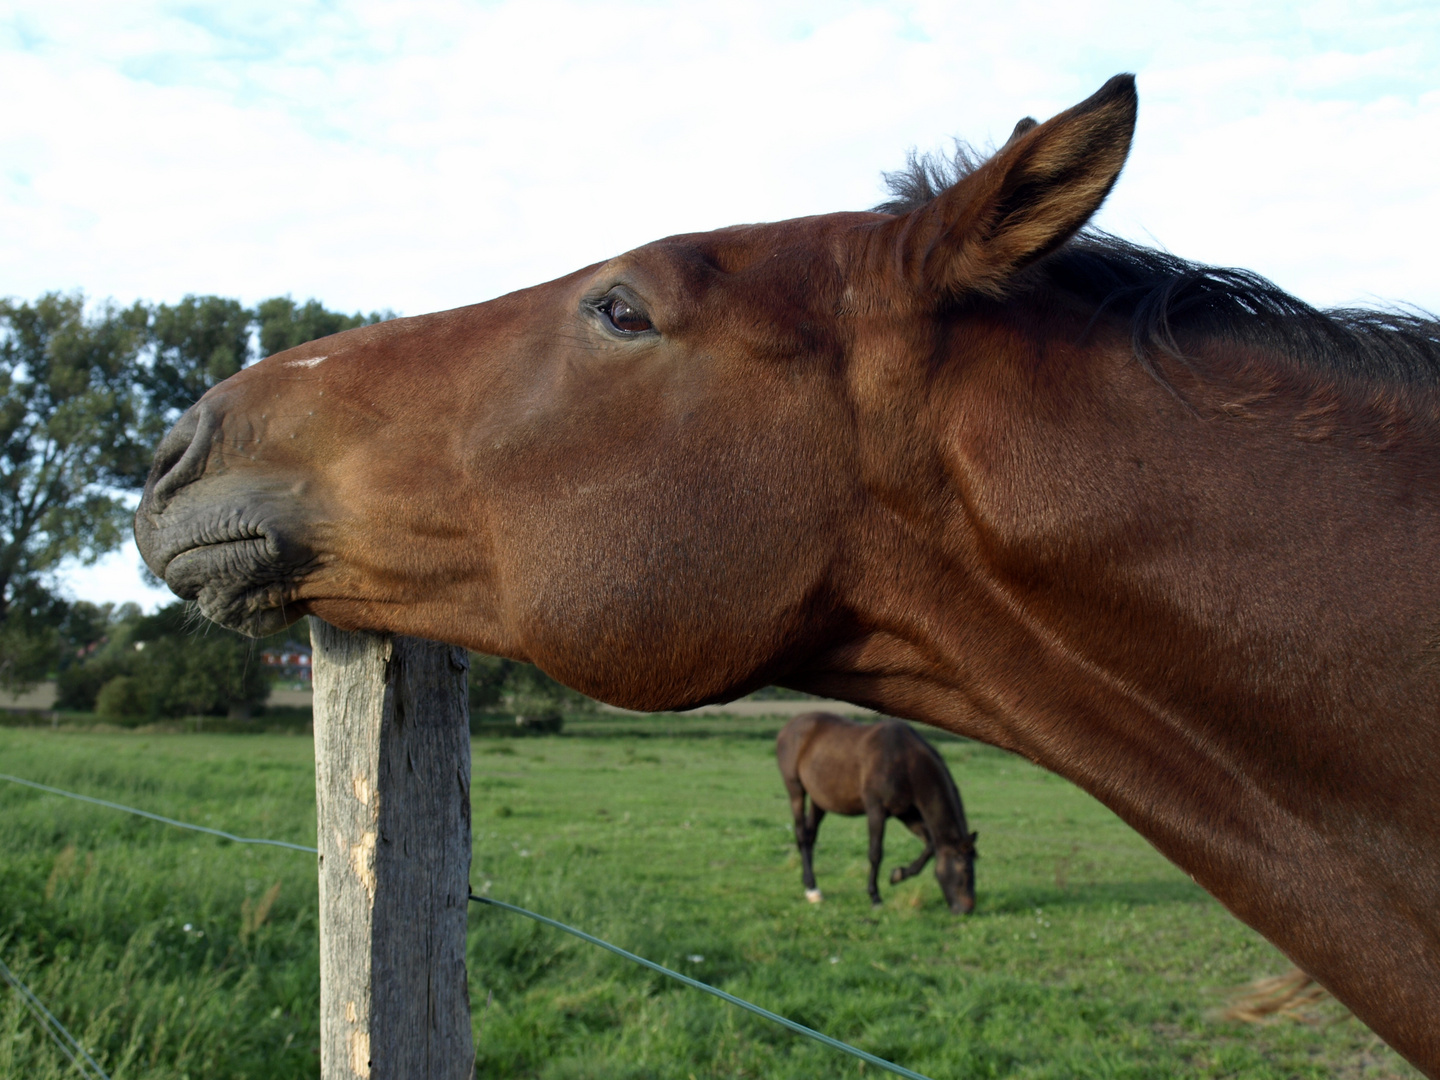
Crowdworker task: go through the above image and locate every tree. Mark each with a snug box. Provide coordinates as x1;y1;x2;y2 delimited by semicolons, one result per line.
255;297;391;360
128;602;271;718
56;601;271;720
145;294;391;418
146;295;253;420
0;294;151;688
0;579;71;690
468;653;595;717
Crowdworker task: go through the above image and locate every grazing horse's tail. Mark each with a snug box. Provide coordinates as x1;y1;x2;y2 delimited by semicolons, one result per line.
1220;968;1328;1023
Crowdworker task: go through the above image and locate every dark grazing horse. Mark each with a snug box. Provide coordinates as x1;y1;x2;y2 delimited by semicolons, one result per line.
777;712;977;913
133;75;1440;1074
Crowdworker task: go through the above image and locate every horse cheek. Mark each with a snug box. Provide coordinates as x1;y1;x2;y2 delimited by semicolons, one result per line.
501;429;839;710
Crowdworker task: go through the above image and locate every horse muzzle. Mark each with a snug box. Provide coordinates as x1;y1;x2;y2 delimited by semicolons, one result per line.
135;402;320;636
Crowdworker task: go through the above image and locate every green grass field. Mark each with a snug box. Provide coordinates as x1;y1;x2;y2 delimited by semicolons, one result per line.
0;721;1419;1079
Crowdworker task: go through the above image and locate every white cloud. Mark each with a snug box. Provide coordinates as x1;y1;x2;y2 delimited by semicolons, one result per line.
6;1;1437;312
4;0;1438;606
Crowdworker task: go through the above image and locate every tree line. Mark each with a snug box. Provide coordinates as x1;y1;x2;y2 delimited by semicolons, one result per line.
0;291;588;723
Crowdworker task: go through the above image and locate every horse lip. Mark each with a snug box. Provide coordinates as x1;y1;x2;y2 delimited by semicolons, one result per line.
163;536;314;636
163;536;279;592
162;533;254;568
136;492;318;636
150;526;302;586
136;484;312;581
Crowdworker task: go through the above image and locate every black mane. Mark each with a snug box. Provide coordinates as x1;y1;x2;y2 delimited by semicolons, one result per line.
875;147;1440;390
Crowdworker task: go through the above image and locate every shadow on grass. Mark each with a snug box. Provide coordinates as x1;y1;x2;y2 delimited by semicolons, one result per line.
979;878;1210;914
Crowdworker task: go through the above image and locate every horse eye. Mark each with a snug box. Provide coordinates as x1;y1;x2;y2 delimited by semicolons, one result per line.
604;297;653;334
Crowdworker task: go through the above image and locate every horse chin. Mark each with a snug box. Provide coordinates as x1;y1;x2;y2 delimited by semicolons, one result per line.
162;540;310;638
201;593;303;638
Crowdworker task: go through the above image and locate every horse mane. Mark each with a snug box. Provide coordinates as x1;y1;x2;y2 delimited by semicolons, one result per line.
910;731;973;852
874;147;1440;393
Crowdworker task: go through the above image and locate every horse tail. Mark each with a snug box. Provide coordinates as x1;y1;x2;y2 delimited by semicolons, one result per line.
1219;968;1326;1022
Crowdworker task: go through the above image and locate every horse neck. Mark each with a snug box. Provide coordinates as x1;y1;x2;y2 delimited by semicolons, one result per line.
911;747;969;850
858;314;1440;748
821;316;1440;1062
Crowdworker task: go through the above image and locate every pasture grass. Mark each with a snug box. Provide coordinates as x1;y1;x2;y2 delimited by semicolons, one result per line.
0;722;1420;1079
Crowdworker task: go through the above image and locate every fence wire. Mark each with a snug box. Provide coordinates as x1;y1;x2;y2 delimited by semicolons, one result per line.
469;893;933;1079
0;773;317;852
3;771;935;1080
0;952;111;1080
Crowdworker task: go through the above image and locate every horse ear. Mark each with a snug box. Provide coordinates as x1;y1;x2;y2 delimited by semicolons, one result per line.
969;830;979;844
1001;117;1038;148
887;74;1136;301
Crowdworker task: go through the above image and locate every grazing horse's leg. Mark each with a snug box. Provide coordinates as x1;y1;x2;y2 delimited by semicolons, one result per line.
801;802;827;902
866;805;888;907
889;816;934;885
786;780;827;902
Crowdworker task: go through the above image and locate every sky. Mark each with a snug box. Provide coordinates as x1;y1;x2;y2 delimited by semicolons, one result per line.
3;0;1438;610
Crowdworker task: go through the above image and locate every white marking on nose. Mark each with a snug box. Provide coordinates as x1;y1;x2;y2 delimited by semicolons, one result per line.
285;354;328;369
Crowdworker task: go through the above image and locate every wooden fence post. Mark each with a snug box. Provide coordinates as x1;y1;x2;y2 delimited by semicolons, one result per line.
310;619;474;1080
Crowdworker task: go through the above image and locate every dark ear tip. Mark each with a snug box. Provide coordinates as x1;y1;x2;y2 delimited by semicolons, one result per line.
1092;73;1138;110
1004;117;1039;148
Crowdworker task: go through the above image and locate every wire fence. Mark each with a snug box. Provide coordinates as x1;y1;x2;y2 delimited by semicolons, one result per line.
2;771;935;1080
0;773;317;852
468;893;931;1079
0;953;111;1080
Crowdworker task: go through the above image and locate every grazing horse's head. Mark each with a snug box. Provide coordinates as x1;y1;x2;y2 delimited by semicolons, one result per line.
936;831;979;915
133;75;1137;712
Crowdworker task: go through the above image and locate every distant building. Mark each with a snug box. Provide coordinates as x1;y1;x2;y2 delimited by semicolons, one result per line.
260;641;312;681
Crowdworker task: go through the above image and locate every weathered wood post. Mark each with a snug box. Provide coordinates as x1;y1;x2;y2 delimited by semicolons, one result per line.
310;619;474;1080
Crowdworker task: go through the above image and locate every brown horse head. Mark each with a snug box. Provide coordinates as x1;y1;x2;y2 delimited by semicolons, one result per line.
936;830;979;915
134;74;1136;711
135;72;1440;1072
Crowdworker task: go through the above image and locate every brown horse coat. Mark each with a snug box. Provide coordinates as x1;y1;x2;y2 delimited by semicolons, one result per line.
776;712;977;912
134;75;1440;1073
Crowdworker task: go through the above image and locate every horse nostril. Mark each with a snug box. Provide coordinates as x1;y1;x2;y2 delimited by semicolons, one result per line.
144;404;220;512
